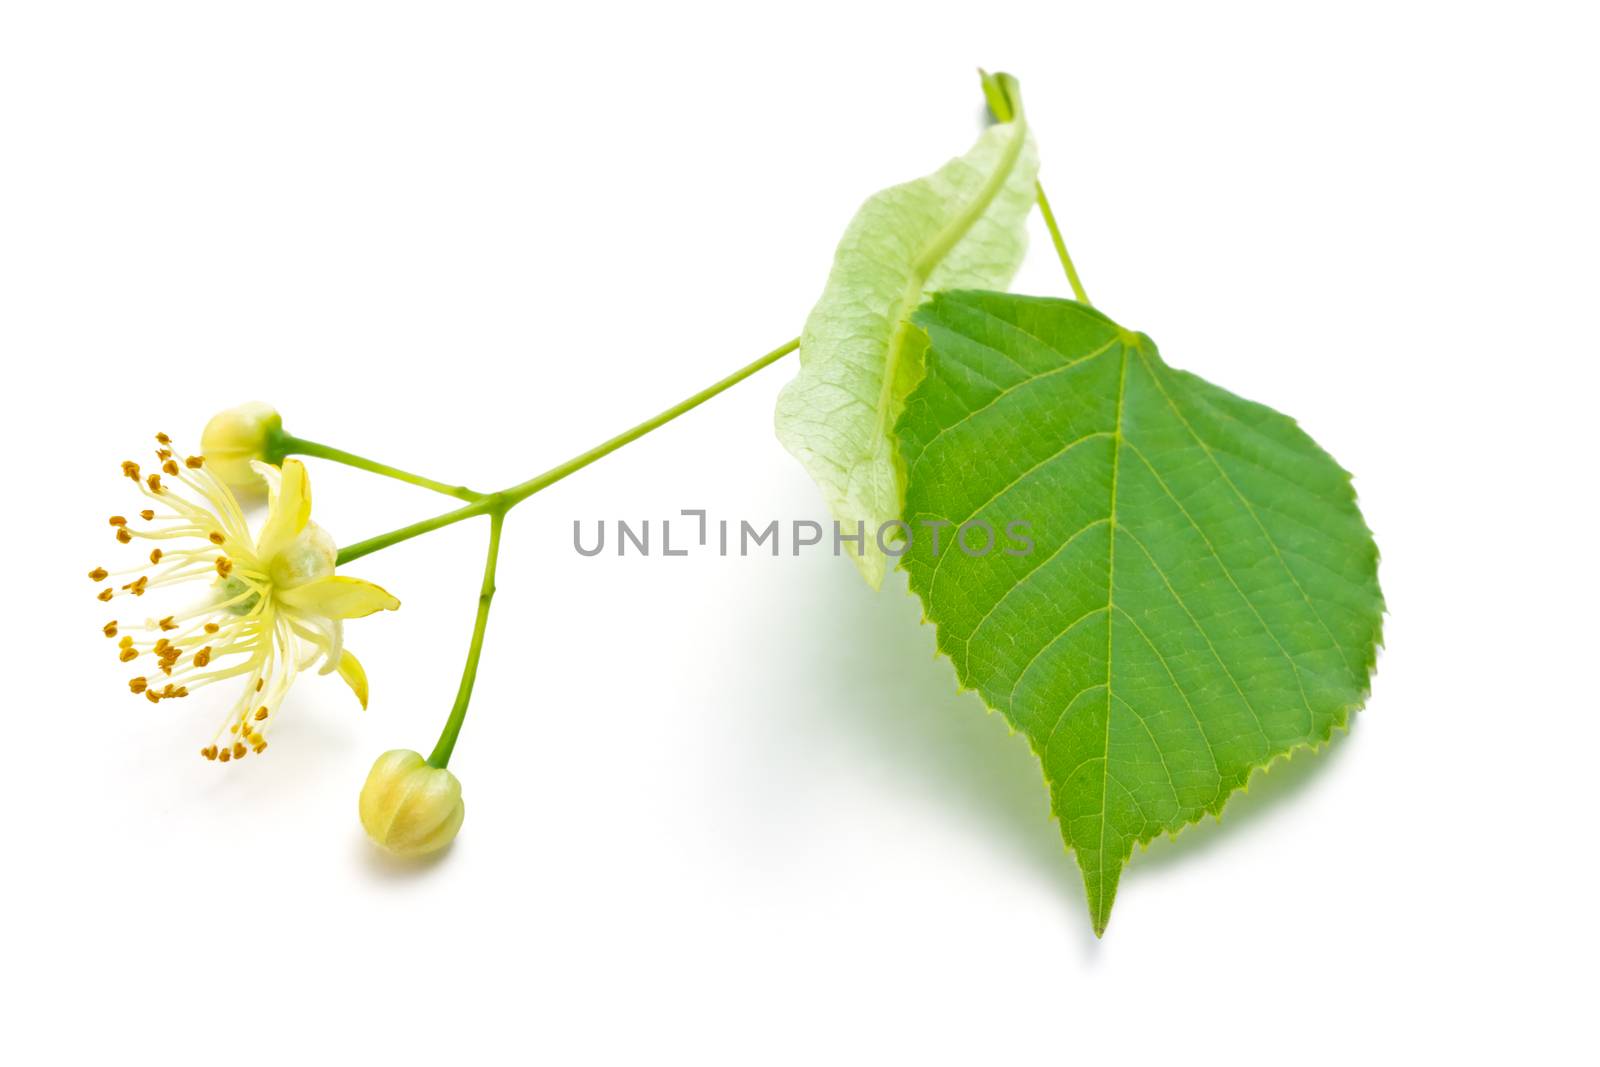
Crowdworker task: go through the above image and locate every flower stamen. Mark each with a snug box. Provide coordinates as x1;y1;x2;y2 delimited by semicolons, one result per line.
95;434;396;765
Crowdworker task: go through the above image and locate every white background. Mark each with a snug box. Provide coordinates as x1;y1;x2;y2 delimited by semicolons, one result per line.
4;2;1596;1063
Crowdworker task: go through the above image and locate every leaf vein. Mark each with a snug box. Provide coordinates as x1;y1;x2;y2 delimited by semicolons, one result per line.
1136;349;1360;675
908;333;1119;478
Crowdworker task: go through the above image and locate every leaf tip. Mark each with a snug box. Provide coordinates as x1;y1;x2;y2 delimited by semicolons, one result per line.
977;69;1023;125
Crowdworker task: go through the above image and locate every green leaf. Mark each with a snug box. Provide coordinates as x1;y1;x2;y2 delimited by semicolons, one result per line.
776;98;1039;588
897;290;1383;935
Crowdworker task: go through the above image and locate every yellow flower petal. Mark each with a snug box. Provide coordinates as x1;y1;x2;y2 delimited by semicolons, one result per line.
278;575;401;620
255;458;312;563
250;458;282;499
337;648;370;709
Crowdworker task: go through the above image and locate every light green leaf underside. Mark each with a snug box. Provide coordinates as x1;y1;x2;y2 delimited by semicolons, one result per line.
897;291;1383;935
776;120;1039;588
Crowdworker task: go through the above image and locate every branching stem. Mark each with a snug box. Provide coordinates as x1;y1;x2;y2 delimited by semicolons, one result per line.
295;71;1086;778
323;336;798;764
332;336;798;566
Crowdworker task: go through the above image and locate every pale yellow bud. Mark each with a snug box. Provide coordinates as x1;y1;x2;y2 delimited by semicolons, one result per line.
200;402;282;488
359;749;465;857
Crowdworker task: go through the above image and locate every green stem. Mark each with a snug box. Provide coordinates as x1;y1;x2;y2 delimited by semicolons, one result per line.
1035;182;1091;305
427;511;503;768
336;497;494;565
500;336;799;506
334;335;799;567
274;434;484;502
978;68;1090;304
335;334;797;775
353;335;798;765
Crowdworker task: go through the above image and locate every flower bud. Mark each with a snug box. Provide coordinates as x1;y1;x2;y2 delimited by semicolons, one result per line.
200;402;282;488
359;749;465;857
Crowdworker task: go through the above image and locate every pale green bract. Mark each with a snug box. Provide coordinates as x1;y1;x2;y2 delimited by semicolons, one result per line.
897;291;1384;935
775;113;1039;587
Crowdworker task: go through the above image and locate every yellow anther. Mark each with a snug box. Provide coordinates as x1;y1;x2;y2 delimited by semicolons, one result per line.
101;431;398;769
156;432;171;445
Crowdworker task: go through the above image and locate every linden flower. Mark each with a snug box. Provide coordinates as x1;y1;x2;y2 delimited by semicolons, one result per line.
91;434;399;763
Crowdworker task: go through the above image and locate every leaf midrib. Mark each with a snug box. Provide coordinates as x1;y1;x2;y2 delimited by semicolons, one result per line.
1095;340;1131;937
871;119;1031;445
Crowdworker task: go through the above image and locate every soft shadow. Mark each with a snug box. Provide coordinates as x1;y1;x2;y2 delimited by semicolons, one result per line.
780;555;1355;913
783;561;1083;903
355;833;457;882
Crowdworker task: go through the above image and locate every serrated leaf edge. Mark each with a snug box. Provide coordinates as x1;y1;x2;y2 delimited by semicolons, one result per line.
895;308;1387;935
